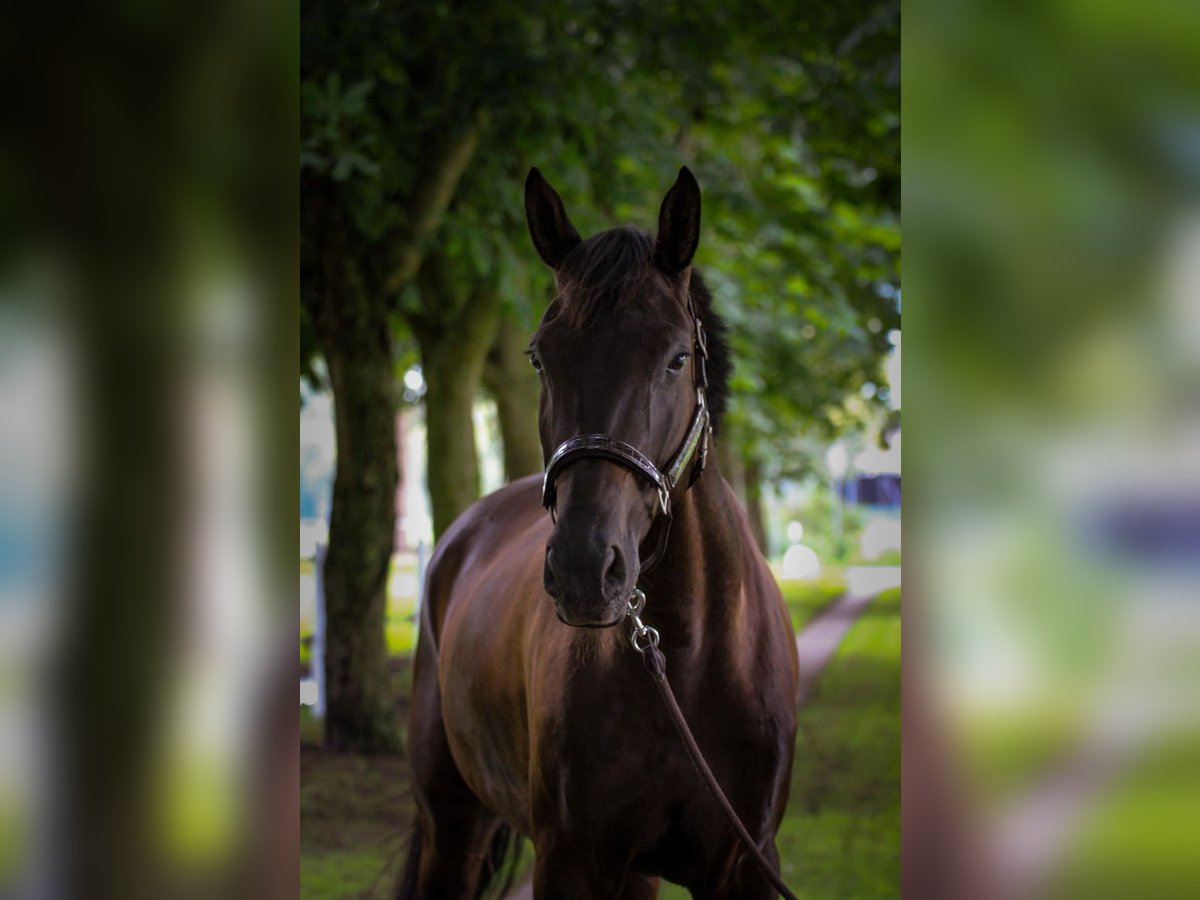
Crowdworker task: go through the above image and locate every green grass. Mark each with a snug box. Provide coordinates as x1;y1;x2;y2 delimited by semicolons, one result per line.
301;555;420;668
300;749;411;900
779;574;849;633
954;705;1086;806
0;801;24;887
1045;729;1200;900
857;548;901;566
775;585;900;898
385;610;417;656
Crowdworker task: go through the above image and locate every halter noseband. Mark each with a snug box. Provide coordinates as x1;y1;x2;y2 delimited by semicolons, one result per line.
540;294;712;573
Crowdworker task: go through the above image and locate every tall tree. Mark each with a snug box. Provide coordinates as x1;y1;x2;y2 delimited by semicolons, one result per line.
483;316;544;482
302;3;486;747
408;247;501;537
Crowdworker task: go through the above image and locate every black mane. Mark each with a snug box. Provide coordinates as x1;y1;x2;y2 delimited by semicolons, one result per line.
554;226;731;432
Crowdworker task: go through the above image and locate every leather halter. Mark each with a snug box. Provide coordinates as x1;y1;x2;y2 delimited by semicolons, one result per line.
541;294;712;574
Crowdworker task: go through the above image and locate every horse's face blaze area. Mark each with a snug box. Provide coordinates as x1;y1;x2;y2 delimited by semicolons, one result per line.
534;284;696;628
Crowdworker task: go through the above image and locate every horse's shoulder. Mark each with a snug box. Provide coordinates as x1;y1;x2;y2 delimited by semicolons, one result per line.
423;474;547;639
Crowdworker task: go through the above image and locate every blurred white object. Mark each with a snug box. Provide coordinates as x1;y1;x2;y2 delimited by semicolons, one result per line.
299;680;319;708
782;544;821;579
861;516;902;560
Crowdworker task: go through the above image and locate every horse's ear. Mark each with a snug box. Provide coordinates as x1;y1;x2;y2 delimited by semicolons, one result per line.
524;168;582;270
654;166;701;274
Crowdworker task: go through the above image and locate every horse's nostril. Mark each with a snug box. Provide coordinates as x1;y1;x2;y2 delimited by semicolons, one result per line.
602;545;627;590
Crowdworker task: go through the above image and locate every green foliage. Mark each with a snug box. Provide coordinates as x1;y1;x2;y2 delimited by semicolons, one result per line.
301;0;900;458
775;479;866;564
300;74;382;182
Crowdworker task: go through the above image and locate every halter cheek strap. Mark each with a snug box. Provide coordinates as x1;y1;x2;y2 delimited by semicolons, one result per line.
540;296;712;574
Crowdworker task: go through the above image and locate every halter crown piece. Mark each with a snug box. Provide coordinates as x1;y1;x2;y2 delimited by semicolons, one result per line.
541;294;712;573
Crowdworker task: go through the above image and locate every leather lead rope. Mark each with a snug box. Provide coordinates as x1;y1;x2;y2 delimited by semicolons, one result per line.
639;642;801;900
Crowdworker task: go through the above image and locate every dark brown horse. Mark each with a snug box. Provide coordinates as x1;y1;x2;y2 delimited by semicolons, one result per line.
398;168;798;899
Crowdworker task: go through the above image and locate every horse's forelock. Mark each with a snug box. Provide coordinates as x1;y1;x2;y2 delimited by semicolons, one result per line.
557;226;654;329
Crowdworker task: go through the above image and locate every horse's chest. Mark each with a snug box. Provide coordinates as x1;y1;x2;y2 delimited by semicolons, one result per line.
535;674;790;831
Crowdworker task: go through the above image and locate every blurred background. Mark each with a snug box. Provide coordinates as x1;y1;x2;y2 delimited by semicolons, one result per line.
299;1;900;896
906;0;1200;898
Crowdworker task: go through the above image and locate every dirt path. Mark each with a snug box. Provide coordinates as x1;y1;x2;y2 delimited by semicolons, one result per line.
796;566;901;704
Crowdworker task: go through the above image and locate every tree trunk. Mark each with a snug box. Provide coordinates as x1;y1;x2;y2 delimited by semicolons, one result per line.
743;452;770;556
483;316;543;481
420;339;484;540
380;118;485;294
301;113;483;754
321;309;400;753
59;264;183;900
414;265;500;539
306;195;401;753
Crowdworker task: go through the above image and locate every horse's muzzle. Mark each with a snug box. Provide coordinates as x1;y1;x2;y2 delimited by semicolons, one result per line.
543;540;635;627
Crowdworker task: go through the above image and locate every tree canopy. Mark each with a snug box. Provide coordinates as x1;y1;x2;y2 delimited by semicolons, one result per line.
302;0;900;464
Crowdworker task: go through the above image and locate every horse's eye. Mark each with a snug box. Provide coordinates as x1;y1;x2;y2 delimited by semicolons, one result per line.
528;353;543;375
667;352;689;374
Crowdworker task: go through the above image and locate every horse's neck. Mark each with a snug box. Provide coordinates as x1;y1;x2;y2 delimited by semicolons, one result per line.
640;466;746;642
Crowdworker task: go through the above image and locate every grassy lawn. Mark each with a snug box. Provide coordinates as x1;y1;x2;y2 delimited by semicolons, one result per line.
778;585;900;898
1045;728;1200;900
300;750;411;900
300;576;897;899
301;556;420;668
953;703;1088;807
779;573;849;633
301;658;415;898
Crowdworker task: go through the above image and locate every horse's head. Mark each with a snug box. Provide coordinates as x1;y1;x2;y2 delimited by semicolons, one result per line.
524;167;707;627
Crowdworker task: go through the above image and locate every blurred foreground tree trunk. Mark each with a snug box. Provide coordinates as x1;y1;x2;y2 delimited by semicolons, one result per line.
413;252;500;539
60;263;183;900
483;317;543;482
306;206;399;753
